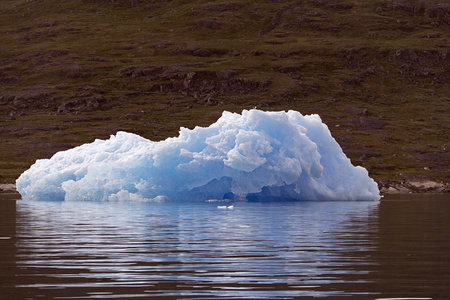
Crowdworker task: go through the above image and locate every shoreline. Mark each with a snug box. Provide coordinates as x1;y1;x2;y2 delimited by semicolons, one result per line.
377;180;450;194
0;184;18;195
2;180;449;197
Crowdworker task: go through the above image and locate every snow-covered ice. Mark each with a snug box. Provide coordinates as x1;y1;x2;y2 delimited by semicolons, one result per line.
16;109;380;201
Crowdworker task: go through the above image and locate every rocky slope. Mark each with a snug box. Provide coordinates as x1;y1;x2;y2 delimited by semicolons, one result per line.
0;0;449;193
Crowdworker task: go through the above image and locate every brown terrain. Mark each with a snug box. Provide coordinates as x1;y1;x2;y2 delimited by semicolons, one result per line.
0;0;449;196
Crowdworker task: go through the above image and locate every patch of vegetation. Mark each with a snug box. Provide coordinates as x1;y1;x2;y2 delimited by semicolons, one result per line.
1;0;449;185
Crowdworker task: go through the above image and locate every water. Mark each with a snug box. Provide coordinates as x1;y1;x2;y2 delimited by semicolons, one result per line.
1;194;449;299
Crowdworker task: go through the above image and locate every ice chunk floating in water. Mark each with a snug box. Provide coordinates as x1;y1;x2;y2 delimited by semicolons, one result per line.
16;109;380;201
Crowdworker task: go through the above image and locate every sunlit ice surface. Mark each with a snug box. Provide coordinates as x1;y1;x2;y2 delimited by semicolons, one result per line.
16;109;380;201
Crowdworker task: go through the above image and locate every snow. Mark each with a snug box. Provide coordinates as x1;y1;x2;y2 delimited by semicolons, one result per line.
16;109;380;201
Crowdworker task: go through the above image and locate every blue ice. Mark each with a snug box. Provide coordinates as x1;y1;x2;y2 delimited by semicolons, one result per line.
16;109;380;201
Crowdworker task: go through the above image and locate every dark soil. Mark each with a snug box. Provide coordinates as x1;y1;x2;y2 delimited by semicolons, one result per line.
0;0;449;192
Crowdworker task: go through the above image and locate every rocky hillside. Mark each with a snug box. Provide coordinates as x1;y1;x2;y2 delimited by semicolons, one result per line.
0;0;449;191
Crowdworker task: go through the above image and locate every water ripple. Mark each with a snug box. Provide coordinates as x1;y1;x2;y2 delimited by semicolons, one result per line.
2;196;448;299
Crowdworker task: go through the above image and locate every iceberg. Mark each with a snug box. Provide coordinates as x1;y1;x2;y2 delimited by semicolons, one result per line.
16;109;380;201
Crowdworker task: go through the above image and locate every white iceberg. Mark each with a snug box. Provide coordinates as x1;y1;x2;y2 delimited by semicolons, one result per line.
16;109;380;201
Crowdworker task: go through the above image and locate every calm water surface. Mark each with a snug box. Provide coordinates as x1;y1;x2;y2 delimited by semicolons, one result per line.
1;194;449;299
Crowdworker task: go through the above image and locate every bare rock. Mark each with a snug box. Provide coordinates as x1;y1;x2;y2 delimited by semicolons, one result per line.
1;85;58;110
388;0;449;22
382;186;413;194
388;0;424;14
57;93;107;114
0;184;17;194
119;65;272;100
378;179;450;194
425;2;450;19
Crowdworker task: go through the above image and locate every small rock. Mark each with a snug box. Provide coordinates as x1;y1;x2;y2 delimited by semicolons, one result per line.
0;184;17;193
